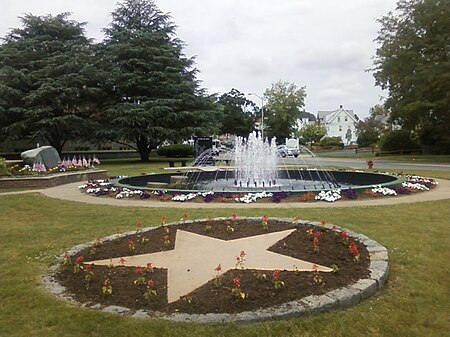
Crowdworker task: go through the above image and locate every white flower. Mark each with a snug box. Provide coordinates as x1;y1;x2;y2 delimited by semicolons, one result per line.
315;189;341;202
235;191;273;203
402;182;429;191
371;185;397;196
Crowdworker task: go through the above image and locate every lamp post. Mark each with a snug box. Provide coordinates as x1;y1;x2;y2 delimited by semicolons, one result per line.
248;93;264;139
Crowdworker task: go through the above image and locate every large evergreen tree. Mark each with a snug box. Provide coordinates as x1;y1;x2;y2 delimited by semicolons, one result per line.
372;0;450;153
217;89;257;137
101;0;218;161
263;81;306;142
0;13;104;154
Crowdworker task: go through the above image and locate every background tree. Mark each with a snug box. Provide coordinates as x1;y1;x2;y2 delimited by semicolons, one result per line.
0;13;104;154
263;81;306;142
372;0;450;153
297;123;326;145
355;104;389;147
100;0;219;161
216;88;257;138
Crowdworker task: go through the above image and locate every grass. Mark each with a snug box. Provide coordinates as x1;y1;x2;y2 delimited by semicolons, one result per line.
0;191;449;337
96;158;192;176
318;151;450;163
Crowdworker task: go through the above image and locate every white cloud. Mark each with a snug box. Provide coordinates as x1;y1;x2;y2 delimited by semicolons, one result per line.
0;0;397;117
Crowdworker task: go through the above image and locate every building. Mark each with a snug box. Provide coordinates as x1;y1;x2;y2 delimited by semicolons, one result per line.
317;105;359;145
295;110;317;130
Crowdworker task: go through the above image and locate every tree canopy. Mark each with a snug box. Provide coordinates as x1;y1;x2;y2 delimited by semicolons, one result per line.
100;0;219;161
216;89;257;137
372;0;450;153
297;123;326;145
263;81;306;142
0;13;104;154
355;105;390;147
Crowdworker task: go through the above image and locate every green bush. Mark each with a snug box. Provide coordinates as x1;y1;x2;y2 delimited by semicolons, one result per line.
156;144;195;158
0;158;12;176
320;136;344;148
379;130;419;152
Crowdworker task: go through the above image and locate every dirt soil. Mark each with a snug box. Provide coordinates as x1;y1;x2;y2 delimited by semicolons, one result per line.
56;219;370;314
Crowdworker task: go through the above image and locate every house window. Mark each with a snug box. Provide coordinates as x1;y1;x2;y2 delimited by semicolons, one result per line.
339;126;342;131
345;116;348;122
337;117;341;123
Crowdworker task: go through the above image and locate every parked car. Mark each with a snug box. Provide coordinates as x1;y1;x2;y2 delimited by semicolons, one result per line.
277;145;299;158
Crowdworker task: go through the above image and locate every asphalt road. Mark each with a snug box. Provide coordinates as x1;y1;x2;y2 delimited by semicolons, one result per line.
281;156;450;172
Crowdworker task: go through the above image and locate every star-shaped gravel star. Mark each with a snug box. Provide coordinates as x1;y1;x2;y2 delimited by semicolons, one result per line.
88;229;332;302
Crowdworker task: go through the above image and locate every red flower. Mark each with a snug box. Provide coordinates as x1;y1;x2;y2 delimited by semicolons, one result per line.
261;213;268;222
147;279;155;288
85;264;93;272
75;256;84;265
128;239;134;245
313;231;321;238
272;269;281;280
135;267;143;275
146;262;153;269
350;241;359;256
313;237;319;246
225;220;231;226
233;277;241;288
215;264;222;273
341;231;349;240
163;234;170;241
320;220;327;225
232;213;237;220
240;250;246;258
119;257;126;264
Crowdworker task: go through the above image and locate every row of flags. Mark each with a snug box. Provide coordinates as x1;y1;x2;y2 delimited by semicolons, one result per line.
32;155;101;172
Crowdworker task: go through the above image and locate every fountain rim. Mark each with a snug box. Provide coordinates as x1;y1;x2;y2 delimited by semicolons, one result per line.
112;169;406;194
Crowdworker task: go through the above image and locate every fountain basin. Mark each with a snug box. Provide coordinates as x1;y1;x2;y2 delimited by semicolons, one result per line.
113;170;404;194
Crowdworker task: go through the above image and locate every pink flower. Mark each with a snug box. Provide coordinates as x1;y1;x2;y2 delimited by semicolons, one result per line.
240;250;246;258
119;257;126;264
233;277;241;288
75;256;84;265
272;269;281;280
232;213;237;220
215;264;222;273
135;267;143;275
147;279;154;288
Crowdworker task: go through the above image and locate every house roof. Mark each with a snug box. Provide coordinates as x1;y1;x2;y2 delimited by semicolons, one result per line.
299;111;316;122
318;106;358;124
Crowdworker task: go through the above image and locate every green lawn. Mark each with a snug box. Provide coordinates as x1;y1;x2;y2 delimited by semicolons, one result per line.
96;158;193;176
0;190;449;337
318;151;450;163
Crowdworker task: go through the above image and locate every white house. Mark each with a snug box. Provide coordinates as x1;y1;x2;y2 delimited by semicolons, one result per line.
295;110;317;133
317;105;359;145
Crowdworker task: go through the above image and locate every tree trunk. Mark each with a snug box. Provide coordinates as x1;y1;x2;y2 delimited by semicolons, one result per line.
136;136;151;162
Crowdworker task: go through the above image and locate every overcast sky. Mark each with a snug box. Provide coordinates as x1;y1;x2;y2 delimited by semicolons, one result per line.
0;0;398;118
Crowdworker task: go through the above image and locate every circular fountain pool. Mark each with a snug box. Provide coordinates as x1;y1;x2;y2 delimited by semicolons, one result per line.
113;133;403;194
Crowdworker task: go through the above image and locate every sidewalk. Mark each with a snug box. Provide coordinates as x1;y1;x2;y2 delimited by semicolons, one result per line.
2;179;448;209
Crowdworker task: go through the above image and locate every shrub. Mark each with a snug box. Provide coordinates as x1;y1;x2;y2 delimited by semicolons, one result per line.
156;144;195;158
0;158;12;176
320;136;344;148
379;130;419;152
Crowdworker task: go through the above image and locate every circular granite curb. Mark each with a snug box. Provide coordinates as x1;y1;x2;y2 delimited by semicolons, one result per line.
42;217;389;323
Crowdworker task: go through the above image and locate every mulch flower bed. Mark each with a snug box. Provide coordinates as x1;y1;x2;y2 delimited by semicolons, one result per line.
56;218;370;314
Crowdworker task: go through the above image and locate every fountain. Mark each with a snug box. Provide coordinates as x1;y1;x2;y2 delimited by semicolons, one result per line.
113;132;403;195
